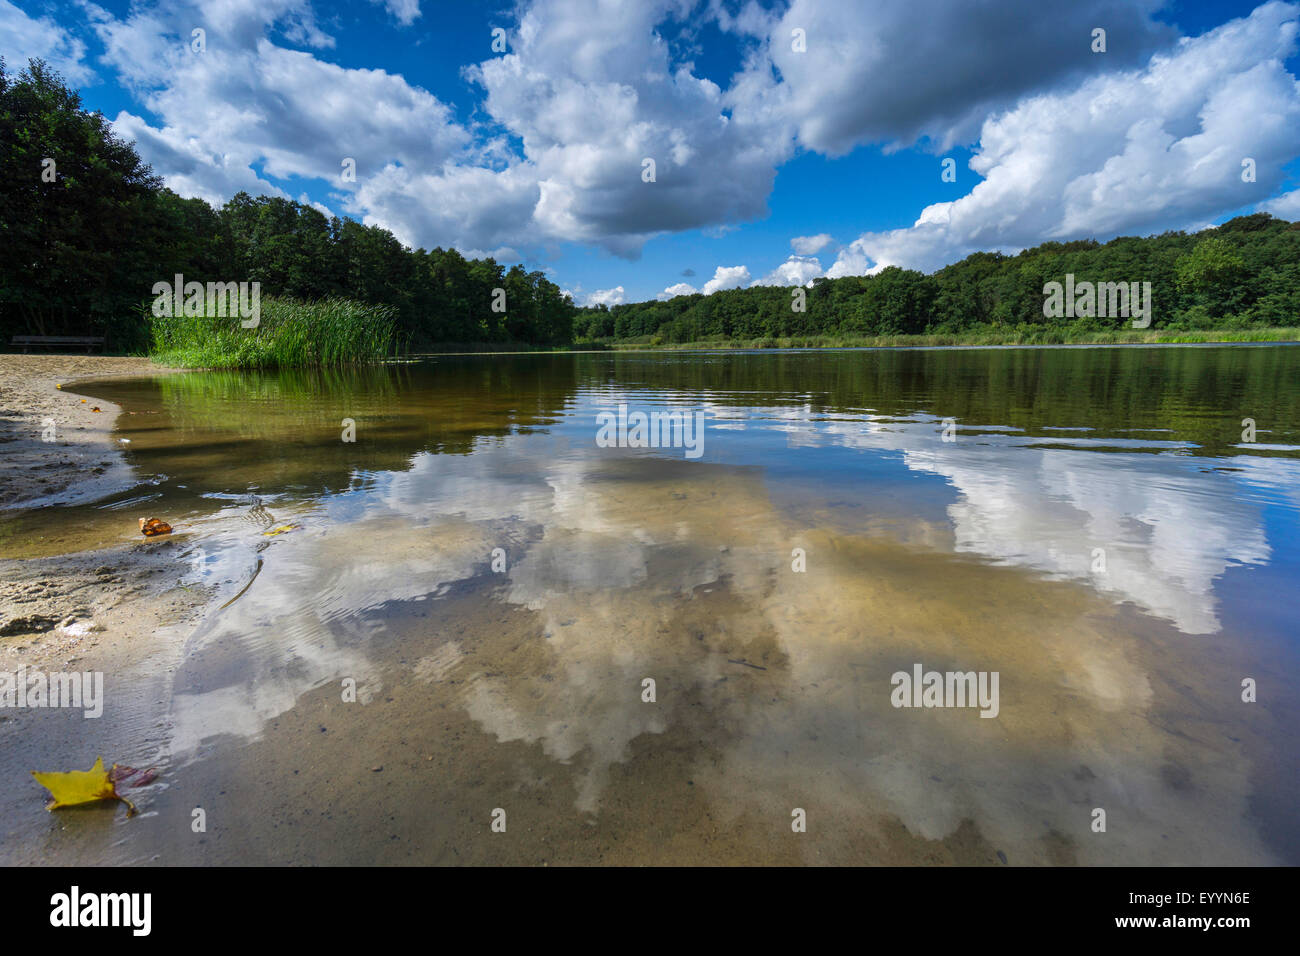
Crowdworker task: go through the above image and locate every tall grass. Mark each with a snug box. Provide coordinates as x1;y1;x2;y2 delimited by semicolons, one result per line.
149;296;399;369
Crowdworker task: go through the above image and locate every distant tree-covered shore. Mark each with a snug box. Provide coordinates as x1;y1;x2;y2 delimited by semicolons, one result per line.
575;215;1300;346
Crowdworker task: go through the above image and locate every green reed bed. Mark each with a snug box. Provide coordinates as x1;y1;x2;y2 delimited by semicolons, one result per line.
149;296;399;369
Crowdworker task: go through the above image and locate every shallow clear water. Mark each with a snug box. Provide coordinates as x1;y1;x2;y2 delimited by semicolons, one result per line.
3;345;1299;864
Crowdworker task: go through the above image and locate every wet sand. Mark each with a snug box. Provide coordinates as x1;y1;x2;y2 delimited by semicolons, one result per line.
1;355;202;658
0;356;210;858
0;355;185;510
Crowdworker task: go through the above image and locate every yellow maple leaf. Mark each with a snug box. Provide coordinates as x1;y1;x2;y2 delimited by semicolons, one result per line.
31;757;137;815
261;523;301;536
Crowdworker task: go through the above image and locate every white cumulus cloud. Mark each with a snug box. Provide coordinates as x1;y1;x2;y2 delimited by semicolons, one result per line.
587;286;626;307
702;265;752;294
751;255;824;287
657;282;698;300
1259;186;1300;219
790;233;833;255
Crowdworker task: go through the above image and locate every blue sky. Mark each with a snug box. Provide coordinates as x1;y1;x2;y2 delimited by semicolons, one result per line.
5;0;1300;305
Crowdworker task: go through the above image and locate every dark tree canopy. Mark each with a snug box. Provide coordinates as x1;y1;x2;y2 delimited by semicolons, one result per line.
574;220;1300;345
1;58;162;343
0;59;573;351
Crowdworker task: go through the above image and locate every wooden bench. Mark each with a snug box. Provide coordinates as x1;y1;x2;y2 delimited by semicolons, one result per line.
10;335;106;354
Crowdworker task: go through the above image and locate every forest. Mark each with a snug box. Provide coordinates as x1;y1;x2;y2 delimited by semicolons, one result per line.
0;59;573;352
574;217;1300;345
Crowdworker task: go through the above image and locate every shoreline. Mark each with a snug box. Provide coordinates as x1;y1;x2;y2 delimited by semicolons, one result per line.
596;327;1300;352
0;353;208;691
412;331;1300;358
62;331;1300;365
0;354;185;511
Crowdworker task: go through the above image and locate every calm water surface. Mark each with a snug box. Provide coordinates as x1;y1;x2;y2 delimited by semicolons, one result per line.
2;346;1298;864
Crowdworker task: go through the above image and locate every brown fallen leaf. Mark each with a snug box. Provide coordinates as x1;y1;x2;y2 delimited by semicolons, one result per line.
31;757;137;815
108;765;159;788
139;517;172;537
90;407;101;413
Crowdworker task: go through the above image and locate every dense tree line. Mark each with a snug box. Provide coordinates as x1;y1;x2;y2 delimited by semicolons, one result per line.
0;59;573;351
576;216;1300;344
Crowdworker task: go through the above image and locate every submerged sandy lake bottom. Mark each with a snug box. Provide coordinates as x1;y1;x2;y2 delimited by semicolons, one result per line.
2;346;1298;865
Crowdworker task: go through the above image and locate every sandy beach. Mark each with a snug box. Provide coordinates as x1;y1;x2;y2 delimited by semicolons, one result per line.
0;354;205;676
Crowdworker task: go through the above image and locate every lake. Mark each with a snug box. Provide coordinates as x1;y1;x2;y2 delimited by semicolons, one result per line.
3;345;1298;864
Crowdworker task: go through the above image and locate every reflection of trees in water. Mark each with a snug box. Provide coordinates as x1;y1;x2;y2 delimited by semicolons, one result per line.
79;358;583;503
574;347;1300;455
74;347;1299;520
